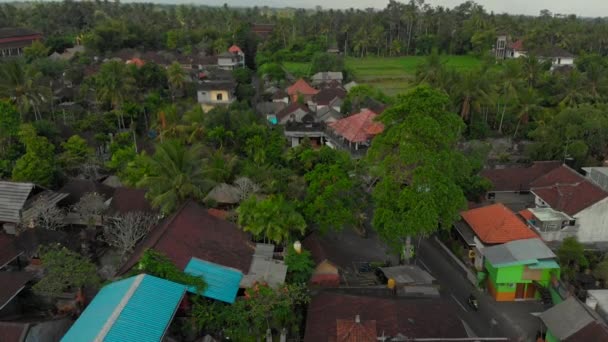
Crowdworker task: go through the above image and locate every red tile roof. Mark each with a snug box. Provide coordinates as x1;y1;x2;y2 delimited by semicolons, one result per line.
287;79;319;96
481;161;562;192
530;166;608;215
228;45;242;54
564;321;608;342
509;39;525;51
0;272;33;310
519;209;534;221
461;203;537;244
126;58;145;67
0;322;29;342
314;87;347;106
109;187;154;215
0;234;22;268
329;110;384;143
304;292;467;342
119;200;254;274
336;318;377;342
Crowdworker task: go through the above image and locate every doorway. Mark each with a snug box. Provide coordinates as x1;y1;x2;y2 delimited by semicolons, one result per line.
515;283;525;299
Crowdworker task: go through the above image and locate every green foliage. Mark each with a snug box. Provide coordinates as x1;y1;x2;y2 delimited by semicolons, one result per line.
237;195;306;244
366;86;468;250
258;62;285;81
342;84;391;114
593;258;608;282
557;237;589;280
0;101;21;173
138;140;213;214
59;135;93;176
135;249;206;295
310;52;344;74
12;124;56;187
191;283;310;341
284;245;314;284
24;40;50;61
32;244;100;296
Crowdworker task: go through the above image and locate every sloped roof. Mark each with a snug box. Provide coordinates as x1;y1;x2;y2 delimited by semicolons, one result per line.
119;200;254;274
316;107;343;123
57;179;115;206
287;79;319;96
530;165;608;215
311;72;344;82
184;257;243;303
0;272;33;310
481;238;557;267
109;188;153;215
532;47;575;58
0;27;40;40
480;161;562;192
540;297;600;341
276;102;311;122
304;292;467;341
0;233;22;269
344;81;358;92
0;322;29;342
328;110;384;143
0;181;35;223
379;265;435;285
61;274;185;342
509;40;525;51
460;203;537;244
564;320;608;342
336;318;377;342
313;87;347;106
126;58;145;67
228;45;242;54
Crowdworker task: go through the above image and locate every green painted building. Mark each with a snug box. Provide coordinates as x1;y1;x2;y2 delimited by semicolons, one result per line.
480;238;560;301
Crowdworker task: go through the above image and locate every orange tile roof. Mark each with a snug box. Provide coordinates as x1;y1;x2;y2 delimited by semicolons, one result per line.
329;110;384;143
461;203;537;244
287;79;319;96
126;58;145;67
336;318;377;342
518;209;534;221
228;44;242;54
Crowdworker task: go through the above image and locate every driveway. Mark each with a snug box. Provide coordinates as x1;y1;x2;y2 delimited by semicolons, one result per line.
417;237;546;341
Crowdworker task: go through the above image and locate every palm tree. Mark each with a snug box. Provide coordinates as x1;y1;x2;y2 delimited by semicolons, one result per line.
167;62;186;102
557;70;587;108
521;54;545;87
453;70;492;122
584;62;608;103
95;61;135;129
0;61;50;121
513;87;541;138
415;49;445;88
497;60;523;133
138;140;214;214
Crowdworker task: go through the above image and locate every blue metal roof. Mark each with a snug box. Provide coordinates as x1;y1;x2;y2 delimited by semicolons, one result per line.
184;257;243;304
61;274;186;342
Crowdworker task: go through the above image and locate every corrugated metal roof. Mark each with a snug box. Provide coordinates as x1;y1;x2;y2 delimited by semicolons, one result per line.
540;297;596;340
61;274;185;342
21;191;69;223
184;257;243;304
241;257;287;288
0;181;35;223
481;238;556;267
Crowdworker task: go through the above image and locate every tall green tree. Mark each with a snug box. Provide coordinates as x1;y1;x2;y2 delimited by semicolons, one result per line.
138;140;213;214
12;124;56;187
167;61;186;102
95;60;135;129
59;135;94;176
366;86;468;261
0;61;50;121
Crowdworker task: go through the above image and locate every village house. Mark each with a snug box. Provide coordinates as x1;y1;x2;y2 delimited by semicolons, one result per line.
310;87;346;112
287;79;319;103
495;36;575;69
311;71;344;86
533;47;576;69
454;203;538;270
480;238;559;302
0;28;41;58
540;296;608;342
217;45;245;70
62;274;186;342
271;89;289;104
304;292;468;341
197;81;236;113
519;165;608;244
325;109;384;158
251;23;274;39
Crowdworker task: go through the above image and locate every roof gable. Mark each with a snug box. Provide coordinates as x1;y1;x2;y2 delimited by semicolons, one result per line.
460;203;537;244
328;110;384;143
287;79;319;96
61;274;186;342
0;181;35;223
276;102;311;122
118;201;254;274
228;45;242;54
530;165;608;215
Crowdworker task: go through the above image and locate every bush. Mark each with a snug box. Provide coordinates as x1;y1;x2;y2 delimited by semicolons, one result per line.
284;245;315;284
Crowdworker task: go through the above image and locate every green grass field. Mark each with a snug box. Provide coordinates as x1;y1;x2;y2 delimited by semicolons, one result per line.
283;55;483;96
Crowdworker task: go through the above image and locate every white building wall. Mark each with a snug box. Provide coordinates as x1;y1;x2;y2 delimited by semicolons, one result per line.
575;197;608;243
513;51;526;58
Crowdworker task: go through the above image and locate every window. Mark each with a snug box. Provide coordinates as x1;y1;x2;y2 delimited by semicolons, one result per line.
216;93;223;101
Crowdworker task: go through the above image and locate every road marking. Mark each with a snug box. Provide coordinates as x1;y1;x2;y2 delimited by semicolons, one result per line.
451;294;468;312
419;260;431;273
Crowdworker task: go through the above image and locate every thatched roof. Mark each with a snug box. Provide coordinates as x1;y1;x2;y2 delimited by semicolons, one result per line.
204;184;241;204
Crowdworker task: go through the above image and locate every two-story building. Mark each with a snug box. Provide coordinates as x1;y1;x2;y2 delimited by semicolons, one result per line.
0;28;42;58
217;45;245;70
197;81;236;113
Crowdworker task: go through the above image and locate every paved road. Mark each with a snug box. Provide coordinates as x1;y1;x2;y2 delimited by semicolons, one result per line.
417;237;545;342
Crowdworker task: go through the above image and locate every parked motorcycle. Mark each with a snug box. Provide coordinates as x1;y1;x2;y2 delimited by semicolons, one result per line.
468;294;479;311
